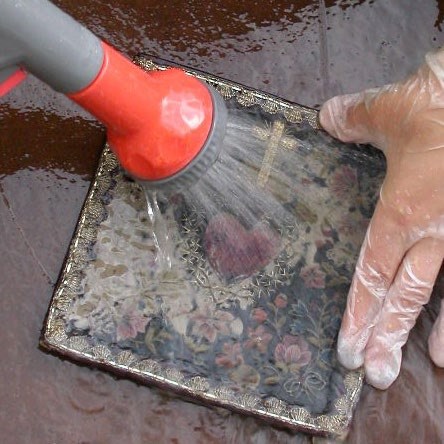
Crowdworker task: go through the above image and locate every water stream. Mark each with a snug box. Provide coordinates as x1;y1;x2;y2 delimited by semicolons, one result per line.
143;187;173;273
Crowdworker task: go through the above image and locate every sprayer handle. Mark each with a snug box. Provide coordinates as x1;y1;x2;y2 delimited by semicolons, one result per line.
0;0;103;95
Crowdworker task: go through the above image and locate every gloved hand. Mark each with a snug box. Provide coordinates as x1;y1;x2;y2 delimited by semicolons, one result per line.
319;49;444;390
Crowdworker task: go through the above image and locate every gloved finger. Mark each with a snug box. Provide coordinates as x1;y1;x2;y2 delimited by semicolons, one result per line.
319;86;391;148
429;297;444;367
337;201;406;369
364;238;443;389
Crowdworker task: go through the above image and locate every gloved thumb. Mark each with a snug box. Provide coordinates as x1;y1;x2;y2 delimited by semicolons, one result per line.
319;88;387;148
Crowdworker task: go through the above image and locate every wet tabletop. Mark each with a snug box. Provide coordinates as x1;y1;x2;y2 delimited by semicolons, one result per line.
1;1;444;443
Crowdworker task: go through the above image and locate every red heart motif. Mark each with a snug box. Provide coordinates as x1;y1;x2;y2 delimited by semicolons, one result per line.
204;213;281;281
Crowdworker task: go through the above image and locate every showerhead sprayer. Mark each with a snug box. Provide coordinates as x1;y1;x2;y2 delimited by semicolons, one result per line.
0;0;295;283
0;0;227;191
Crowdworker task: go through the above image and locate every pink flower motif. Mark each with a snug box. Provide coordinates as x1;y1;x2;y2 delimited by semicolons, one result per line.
330;165;358;199
251;307;268;323
191;306;235;343
300;264;326;289
338;215;369;239
338;217;355;237
244;325;273;353
215;342;243;368
116;300;149;342
274;293;288;309
321;225;334;238
315;239;327;249
274;335;312;371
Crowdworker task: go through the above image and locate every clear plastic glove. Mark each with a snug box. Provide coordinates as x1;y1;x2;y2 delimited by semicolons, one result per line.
319;49;444;390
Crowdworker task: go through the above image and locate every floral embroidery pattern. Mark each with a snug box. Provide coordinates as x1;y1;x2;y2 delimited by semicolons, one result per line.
189;305;236;343
216;342;243;368
116;299;150;342
50;68;386;433
244;325;274;353
329;164;359;199
299;264;326;289
274;335;312;372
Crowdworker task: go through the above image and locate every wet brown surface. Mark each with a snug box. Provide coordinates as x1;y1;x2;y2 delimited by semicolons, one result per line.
1;1;444;443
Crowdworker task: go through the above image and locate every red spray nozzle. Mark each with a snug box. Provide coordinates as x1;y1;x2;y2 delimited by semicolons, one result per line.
69;43;216;182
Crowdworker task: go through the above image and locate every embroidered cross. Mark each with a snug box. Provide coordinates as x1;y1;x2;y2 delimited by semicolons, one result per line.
252;120;298;187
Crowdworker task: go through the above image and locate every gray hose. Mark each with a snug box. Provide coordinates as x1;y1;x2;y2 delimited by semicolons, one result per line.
0;0;103;93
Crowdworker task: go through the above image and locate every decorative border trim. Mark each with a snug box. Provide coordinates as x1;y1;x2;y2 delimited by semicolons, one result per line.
41;58;363;437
